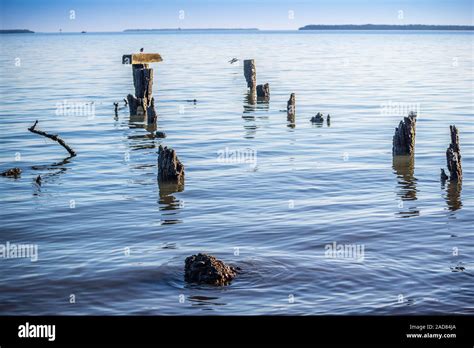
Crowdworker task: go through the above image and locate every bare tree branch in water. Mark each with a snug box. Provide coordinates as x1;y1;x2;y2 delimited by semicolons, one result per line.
28;120;76;157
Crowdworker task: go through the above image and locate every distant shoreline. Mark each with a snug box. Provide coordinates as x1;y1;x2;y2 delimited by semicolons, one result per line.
124;28;259;32
299;24;474;31
0;29;34;34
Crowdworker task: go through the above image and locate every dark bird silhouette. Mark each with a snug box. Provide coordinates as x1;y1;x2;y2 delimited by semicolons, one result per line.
140;48;144;52
229;58;238;64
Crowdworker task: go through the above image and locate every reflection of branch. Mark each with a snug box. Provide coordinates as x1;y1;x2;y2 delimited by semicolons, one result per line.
28;120;76;157
31;156;73;170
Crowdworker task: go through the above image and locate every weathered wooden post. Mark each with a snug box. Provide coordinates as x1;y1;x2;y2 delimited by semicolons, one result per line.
392;111;417;156
446;125;462;181
243;59;257;105
243;60;270;102
243;59;256;91
287;93;296;126
122;53;162;123
158;145;185;184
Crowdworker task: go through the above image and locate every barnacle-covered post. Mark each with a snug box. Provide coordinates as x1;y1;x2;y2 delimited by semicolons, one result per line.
158;145;185;185
287;93;296;126
122;53;162;124
392;111;417;156
446;125;462;181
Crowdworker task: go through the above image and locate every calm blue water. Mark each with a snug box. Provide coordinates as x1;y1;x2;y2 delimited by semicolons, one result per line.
0;30;473;315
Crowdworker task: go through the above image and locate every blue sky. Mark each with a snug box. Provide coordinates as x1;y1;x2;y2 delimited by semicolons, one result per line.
0;0;472;32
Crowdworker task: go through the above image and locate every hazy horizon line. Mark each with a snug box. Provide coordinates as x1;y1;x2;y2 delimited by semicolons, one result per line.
2;23;474;34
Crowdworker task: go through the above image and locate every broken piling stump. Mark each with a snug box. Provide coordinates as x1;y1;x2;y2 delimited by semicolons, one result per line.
158;145;184;184
446;125;462;181
1;168;21;178
310;112;324;124
256;83;270;101
184;253;239;286
392;112;417;156
123;53;162;124
287;93;296;126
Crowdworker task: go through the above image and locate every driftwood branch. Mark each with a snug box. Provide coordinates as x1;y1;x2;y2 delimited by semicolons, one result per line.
28;120;76;157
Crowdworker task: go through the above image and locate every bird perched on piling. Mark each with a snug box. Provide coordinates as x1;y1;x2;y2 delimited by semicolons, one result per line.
140;48;144;52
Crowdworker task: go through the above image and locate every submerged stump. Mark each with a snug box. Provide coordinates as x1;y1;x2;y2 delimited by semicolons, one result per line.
310;112;324;124
0;168;21;178
184;253;238;286
446;125;462;181
392;112;417;156
158;145;184;183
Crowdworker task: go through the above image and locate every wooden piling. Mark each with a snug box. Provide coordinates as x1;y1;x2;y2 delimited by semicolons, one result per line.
158;145;185;183
243;59;256;91
446;125;462;181
392;112;416;156
123;53;162;124
287;93;296;125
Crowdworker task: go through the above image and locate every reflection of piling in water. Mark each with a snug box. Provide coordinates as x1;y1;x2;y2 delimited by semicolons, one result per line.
446;125;462;181
392;155;417;202
158;180;184;211
445;179;462;211
245;90;256;106
392;112;416;156
287;93;296;127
